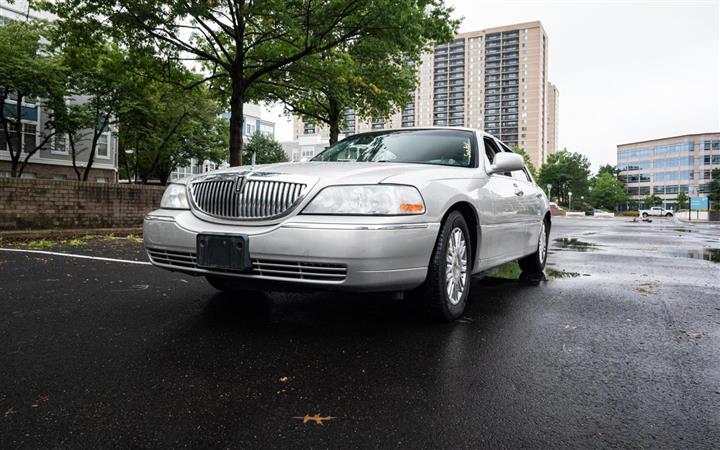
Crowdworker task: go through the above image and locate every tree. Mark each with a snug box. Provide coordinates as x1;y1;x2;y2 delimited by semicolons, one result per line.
116;55;226;184
537;149;591;206
676;191;689;210
53;37;129;181
512;147;537;179
243;132;287;165
0;20;64;177
597;164;621;179
588;172;626;210
268;15;456;145
644;194;662;208
709;168;720;210
45;0;458;167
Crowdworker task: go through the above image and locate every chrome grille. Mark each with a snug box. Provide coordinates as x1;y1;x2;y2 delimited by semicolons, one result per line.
146;247;347;282
190;176;307;220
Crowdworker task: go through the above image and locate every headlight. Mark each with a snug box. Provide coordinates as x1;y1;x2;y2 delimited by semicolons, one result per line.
160;183;189;209
303;185;425;215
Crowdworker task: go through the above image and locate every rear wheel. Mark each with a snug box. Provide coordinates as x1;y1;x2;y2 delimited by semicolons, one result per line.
642;212;649;218
416;211;472;322
665;212;673;217
518;218;549;274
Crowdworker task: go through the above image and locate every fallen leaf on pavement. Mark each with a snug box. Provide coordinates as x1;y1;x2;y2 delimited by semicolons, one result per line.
279;376;288;383
294;414;336;425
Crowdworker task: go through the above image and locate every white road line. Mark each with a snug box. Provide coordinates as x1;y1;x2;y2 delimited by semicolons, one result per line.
0;248;151;265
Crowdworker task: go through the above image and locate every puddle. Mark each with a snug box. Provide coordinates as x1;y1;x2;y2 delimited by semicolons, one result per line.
666;248;720;263
552;238;600;252
673;228;693;233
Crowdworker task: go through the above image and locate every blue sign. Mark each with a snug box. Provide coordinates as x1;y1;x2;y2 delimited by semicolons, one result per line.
690;197;709;210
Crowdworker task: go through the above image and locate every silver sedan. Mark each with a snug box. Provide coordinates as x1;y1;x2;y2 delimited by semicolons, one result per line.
144;128;550;321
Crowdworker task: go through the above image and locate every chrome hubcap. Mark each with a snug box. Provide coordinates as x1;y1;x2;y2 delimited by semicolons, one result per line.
538;222;547;264
445;227;468;305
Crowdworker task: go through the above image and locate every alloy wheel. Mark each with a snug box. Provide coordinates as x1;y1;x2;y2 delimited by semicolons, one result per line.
445;227;468;305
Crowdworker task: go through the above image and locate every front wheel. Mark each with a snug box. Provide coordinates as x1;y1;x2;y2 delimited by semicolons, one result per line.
642;212;649;217
416;211;472;322
665;212;673;217
518;219;549;274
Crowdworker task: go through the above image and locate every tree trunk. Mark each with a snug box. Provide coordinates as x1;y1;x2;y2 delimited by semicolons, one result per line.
328;97;341;146
69;134;82;180
228;77;245;166
10;94;23;177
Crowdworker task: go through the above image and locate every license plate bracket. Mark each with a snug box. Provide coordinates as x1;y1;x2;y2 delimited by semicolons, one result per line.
196;234;251;271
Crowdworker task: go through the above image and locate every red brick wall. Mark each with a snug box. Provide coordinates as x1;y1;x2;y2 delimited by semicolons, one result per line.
0;178;165;230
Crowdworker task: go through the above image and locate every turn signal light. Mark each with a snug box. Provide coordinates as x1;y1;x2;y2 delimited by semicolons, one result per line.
399;203;425;213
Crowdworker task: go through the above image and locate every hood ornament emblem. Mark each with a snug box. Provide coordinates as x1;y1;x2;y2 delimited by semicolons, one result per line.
235;174;250;194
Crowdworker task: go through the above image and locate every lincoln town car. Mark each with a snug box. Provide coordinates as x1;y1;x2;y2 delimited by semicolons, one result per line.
144;128;550;321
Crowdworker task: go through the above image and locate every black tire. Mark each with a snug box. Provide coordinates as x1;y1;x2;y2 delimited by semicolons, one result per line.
665;212;673;217
642;212;648;217
205;275;260;295
518;218;549;274
416;211;472;322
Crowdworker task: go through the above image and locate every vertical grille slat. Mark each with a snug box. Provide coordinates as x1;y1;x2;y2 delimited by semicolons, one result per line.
191;176;307;220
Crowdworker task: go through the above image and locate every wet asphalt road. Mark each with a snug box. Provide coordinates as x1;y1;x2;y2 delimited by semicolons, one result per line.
1;217;719;448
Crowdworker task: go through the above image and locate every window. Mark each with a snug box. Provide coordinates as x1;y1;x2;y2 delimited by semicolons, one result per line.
52;133;68;154
20;172;36;179
52;174;67;181
314;129;476;168
0;171;11;178
96;134;109;158
303;121;315;135
301;146;315;158
246;123;256;135
96;177;109;183
22;123;36;153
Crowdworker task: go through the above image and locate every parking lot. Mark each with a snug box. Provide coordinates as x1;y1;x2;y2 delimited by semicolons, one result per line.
1;217;719;448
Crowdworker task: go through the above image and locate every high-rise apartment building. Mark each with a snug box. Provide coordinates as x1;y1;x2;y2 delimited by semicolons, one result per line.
293;21;557;167
617;132;720;210
546;82;559;155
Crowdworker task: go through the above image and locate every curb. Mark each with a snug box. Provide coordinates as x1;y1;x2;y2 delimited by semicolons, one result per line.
0;227;143;241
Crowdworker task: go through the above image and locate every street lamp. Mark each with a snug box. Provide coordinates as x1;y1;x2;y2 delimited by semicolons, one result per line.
569;191;573;211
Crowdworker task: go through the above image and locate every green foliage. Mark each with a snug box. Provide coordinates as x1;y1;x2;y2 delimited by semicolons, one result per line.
537;149;591;206
243;132;287;165
512;147;537;179
116;54;225;184
44;0;460;166
26;239;55;249
676;191;689;210
644;195;662;208
588;172;627;210
0;20;65;176
597;164;621;179
709;168;720;210
267;11;458;144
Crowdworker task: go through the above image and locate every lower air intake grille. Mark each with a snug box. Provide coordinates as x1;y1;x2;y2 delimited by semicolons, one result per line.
146;248;347;282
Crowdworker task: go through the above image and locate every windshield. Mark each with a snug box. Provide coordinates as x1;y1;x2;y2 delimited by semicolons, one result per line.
311;129;476;167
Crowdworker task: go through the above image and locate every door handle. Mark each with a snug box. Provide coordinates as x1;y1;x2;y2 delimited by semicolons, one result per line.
514;189;524;196
536;193;542;198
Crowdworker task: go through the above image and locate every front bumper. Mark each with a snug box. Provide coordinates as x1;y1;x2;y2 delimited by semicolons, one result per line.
143;210;440;292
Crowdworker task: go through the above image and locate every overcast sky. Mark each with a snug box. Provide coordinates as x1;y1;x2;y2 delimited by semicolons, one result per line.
268;0;720;171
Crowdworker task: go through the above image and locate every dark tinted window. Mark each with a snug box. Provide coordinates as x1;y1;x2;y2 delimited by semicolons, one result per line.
312;129;476;168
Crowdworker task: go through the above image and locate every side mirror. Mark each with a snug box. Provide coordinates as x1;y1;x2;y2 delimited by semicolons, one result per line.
489;152;525;174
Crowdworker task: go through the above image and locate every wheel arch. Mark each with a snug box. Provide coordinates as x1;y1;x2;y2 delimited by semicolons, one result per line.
441;201;480;271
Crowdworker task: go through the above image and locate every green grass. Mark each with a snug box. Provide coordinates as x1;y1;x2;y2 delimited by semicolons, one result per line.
66;238;86;247
26;239;55;250
489;262;522;279
126;234;140;243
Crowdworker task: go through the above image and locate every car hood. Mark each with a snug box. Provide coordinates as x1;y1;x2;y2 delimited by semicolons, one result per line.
193;161;454;186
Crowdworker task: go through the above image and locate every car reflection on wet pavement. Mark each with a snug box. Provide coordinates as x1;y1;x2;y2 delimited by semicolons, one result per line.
0;217;719;448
